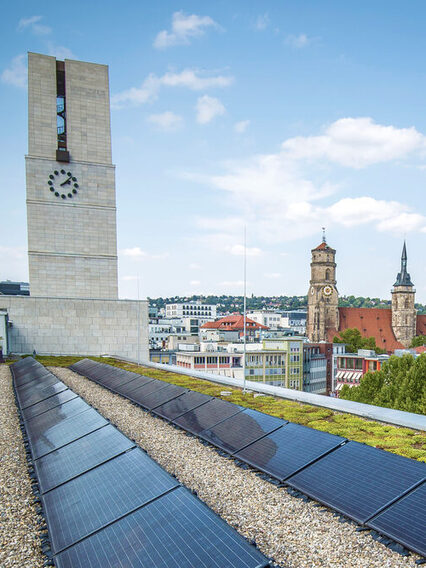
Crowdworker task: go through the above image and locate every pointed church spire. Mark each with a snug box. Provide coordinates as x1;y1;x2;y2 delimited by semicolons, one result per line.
322;227;326;243
394;241;414;287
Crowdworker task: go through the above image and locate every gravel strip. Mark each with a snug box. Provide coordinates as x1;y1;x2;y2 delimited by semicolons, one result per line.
52;367;420;568
0;365;45;568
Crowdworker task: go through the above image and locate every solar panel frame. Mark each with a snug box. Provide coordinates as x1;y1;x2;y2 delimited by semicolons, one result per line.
35;424;136;494
25;397;90;439
22;389;78;422
367;481;426;557
135;384;188;411
126;379;170;406
53;486;270;568
14;367;52;388
16;372;60;393
152;390;213;422
113;375;156;397
42;447;179;553
234;421;345;481
29;408;109;459
198;408;285;455
173;398;244;435
286;441;426;523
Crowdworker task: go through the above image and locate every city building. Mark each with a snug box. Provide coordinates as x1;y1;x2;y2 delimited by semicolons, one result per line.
335;349;390;394
176;337;304;389
307;237;426;350
1;53;148;359
303;342;333;394
200;313;268;342
0;281;30;296
165;302;217;319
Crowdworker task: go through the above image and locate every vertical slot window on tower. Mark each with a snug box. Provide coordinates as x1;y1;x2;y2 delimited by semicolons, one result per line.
56;61;69;162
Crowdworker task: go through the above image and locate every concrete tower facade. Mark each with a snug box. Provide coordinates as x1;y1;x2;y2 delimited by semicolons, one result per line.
306;236;339;342
391;242;417;348
26;53;118;299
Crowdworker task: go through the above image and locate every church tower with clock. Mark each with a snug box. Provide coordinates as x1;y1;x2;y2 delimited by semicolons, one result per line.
306;232;339;342
27;52;118;299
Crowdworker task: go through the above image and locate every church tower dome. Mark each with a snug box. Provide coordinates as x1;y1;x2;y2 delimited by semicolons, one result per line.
306;229;339;342
391;242;417;347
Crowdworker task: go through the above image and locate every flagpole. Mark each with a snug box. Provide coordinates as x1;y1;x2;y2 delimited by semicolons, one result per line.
243;225;247;394
137;274;141;366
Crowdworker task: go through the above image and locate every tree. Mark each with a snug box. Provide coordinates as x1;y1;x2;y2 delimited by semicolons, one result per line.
410;335;426;348
340;354;426;414
333;327;386;354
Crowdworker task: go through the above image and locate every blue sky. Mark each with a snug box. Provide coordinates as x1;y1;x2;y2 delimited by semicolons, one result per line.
1;1;425;302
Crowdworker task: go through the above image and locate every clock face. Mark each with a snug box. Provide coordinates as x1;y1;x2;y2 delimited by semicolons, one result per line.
323;285;333;297
47;169;79;199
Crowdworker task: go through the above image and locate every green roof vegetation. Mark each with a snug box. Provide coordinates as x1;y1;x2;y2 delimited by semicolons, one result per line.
23;355;426;463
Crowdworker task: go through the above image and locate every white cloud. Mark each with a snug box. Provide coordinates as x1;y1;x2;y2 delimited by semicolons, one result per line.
285;33;312;48
282;117;426;168
189;263;200;269
1;54;27;88
122;247;147;258
147;111;183;131
113;69;233;108
154;11;219;49
234;120;250;133
190;280;201;286
255;13;269;31
196;95;225;124
228;244;262;256
46;43;75;60
189;117;426;243
18;15;51;35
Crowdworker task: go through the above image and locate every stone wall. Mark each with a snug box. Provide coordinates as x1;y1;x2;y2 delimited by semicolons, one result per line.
1;296;148;360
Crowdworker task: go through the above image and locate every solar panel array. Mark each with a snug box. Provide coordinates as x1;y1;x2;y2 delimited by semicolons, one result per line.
11;357;270;568
70;358;426;558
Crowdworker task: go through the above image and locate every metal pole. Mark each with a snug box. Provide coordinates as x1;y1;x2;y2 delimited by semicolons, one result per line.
137;274;141;366
243;226;247;394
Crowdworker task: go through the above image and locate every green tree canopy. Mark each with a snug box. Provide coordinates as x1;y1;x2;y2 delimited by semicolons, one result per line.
339;353;426;415
333;327;386;354
410;335;426;348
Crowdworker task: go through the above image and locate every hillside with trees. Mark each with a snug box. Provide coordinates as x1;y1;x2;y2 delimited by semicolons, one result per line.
148;295;426;314
339;354;426;415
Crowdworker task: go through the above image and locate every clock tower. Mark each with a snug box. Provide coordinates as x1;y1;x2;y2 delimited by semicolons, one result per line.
306;232;339;342
26;53;118;299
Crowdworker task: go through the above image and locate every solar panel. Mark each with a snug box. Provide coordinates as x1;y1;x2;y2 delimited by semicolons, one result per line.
134;384;188;411
35;424;136;493
14;367;52;388
286;441;426;523
29;408;108;459
367;481;426;557
126;379;169;405
199;408;285;454
113;375;155;397
16;372;59;393
22;390;78;422
234;422;345;481
152;391;212;421
173;399;244;435
42;447;179;553
26;397;90;438
54;486;270;568
17;380;69;409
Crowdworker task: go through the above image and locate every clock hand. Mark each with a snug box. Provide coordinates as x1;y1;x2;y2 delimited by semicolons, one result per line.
60;176;72;187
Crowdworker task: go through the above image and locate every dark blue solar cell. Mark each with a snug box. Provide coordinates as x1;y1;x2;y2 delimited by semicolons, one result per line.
17;379;69;409
54;487;270;568
14;367;52;388
199;408;285;454
367;481;426;557
126;379;169;405
152;391;212;421
135;384;188;411
112;375;155;397
287;441;426;523
173;399;243;435
22;390;78;421
35;424;136;493
43;448;179;553
29;408;108;459
234;422;345;480
16;372;59;393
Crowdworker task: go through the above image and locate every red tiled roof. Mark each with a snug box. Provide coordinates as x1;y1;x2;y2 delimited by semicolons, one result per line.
414;345;426;354
201;313;268;331
313;242;329;250
327;307;404;351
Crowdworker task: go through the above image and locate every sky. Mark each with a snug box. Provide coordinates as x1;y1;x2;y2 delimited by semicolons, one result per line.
1;1;425;302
